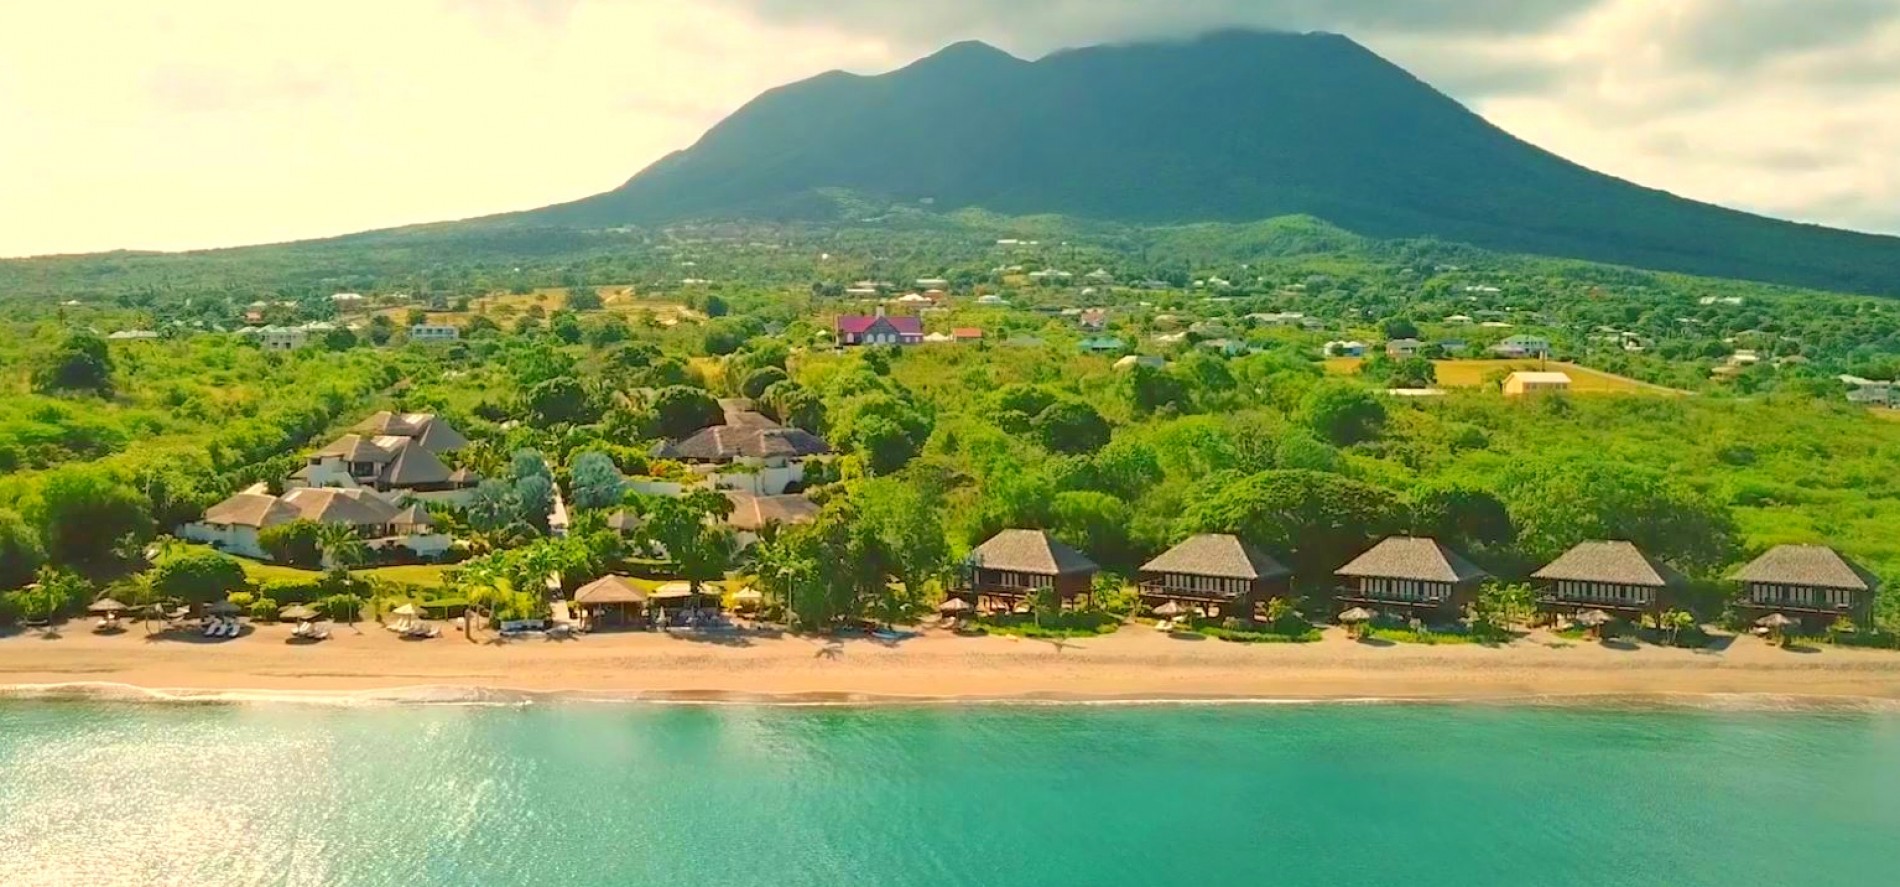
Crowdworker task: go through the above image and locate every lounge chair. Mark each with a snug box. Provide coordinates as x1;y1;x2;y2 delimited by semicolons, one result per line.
203;620;219;637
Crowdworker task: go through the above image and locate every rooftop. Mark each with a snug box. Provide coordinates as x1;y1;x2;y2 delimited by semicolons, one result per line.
966;529;1098;576
1336;537;1488;584
1731;545;1878;592
1140;534;1291;581
1532;541;1685;588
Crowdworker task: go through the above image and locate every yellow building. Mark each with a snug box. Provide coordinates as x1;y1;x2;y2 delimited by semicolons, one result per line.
1502;371;1572;396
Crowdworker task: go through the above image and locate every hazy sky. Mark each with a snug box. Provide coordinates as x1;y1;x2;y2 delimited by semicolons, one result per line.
3;0;1897;257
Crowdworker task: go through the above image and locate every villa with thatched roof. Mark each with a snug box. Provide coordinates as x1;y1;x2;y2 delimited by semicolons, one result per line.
353;411;470;453
179;486;451;564
1731;545;1879;628
1138;534;1291;620
650;407;831;496
291;431;477;500
1532;541;1686;617
1335;536;1488;617
956;529;1098;610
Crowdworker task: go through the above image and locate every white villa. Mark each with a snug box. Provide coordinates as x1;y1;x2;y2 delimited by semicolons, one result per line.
179;486;451;565
409;324;460;343
288;412;478;505
649;403;831;496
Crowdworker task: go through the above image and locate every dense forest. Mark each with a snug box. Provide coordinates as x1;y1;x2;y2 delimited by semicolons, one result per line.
3;213;1899;639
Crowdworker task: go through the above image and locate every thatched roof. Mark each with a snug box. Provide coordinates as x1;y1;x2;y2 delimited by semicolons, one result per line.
1732;545;1878;591
355;411;469;452
573;575;647;606
1336;537;1488;584
652;419;831;462
1141;534;1290;581
1533;541;1686;588
315;434;394;463
280;488;402;527
202;492;302;528
377;443;453;487
966;530;1098;576
723;492;820;532
391;503;433;528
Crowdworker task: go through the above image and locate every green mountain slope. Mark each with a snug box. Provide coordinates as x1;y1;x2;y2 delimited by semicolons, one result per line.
528;30;1900;296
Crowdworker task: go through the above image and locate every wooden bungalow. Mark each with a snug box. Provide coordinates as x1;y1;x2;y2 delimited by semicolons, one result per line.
1138;534;1291;621
1730;545;1879;630
1335;536;1488;620
1532;541;1686;620
956;530;1098;611
572;575;647;629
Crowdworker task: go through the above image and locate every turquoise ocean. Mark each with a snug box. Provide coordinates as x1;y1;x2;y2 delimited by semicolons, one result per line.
2;700;1897;886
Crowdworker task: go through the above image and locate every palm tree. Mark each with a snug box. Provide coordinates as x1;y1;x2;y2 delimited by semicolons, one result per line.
316;524;370;576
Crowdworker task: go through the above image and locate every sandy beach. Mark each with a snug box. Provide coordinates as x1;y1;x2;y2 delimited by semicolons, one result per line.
4;621;1900;706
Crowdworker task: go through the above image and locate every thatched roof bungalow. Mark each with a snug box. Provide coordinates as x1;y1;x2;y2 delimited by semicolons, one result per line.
957;530;1098;609
1139;534;1291;619
1731;545;1879;627
1532;541;1686;616
1335;536;1487;617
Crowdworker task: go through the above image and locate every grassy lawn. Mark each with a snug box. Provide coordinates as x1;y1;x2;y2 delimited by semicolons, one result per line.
1324;358;1669;393
177;544;453;589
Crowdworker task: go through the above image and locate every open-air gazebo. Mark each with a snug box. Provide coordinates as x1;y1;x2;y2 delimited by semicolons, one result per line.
573;575;648;629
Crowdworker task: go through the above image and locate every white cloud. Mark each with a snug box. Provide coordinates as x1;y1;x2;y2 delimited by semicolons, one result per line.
1;0;1896;256
0;1;899;256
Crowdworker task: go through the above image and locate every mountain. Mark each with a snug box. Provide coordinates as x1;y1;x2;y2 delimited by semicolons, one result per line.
525;30;1900;296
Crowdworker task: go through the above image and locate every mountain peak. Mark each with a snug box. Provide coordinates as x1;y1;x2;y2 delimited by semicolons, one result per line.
533;32;1900;295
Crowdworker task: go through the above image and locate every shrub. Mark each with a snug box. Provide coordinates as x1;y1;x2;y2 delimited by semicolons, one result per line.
258;579;324;605
249;598;280;621
317;594;363;623
226;591;256;609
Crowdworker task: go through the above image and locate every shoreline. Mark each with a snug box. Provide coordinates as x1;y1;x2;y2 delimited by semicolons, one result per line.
5;621;1900;711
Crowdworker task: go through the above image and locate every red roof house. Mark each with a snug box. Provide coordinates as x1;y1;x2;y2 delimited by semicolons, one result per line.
835;312;924;346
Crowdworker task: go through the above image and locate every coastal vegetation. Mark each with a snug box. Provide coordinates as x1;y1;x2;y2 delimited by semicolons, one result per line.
4;213;1900;637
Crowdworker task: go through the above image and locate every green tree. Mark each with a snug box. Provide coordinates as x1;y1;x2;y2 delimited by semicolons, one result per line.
1033;399;1112;455
149;550;246;606
650;386;723;440
258;518;324;568
0;509;46;590
525;376;598;426
568;451;625;510
32;332;114;396
566;287;603;311
739;366;789;400
316;523;370;572
1299;380;1386;445
1180;470;1401;581
27;466;153;566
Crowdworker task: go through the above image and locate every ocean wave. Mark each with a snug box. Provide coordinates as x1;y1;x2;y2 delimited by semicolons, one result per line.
5;681;1899;713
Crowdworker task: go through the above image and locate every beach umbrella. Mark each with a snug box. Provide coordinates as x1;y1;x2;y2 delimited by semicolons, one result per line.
1756;613;1797;630
1337;607;1375;624
733;587;764;604
391;603;419;617
207;601;240;616
279;604;319;622
1574;609;1613;628
937;598;973;615
1152;600;1186;618
87;598;128;614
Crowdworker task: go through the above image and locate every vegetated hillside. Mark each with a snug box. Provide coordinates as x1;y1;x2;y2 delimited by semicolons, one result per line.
529;30;1900;297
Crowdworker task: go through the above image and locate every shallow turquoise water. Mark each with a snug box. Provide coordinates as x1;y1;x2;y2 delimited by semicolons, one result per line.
1;702;1897;886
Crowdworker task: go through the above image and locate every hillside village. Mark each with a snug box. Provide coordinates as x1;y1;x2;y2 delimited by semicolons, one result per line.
6;217;1900;649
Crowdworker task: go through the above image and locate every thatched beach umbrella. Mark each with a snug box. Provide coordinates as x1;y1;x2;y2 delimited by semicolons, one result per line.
1152;600;1186;618
732;587;764;611
1338;607;1375;638
207;601;240;616
87;598;128;614
1756;613;1797;629
391;603;419;618
279;604;319;622
1756;612;1798;644
937;598;973;615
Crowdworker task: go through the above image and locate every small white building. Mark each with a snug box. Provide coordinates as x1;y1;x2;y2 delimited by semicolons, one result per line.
410;324;460;343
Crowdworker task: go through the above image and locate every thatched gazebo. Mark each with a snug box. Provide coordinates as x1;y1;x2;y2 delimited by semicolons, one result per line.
573;575;648;629
1337;607;1376;638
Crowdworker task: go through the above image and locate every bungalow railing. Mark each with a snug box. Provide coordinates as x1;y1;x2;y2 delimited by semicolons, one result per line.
1138;580;1240;600
1336;586;1449;605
